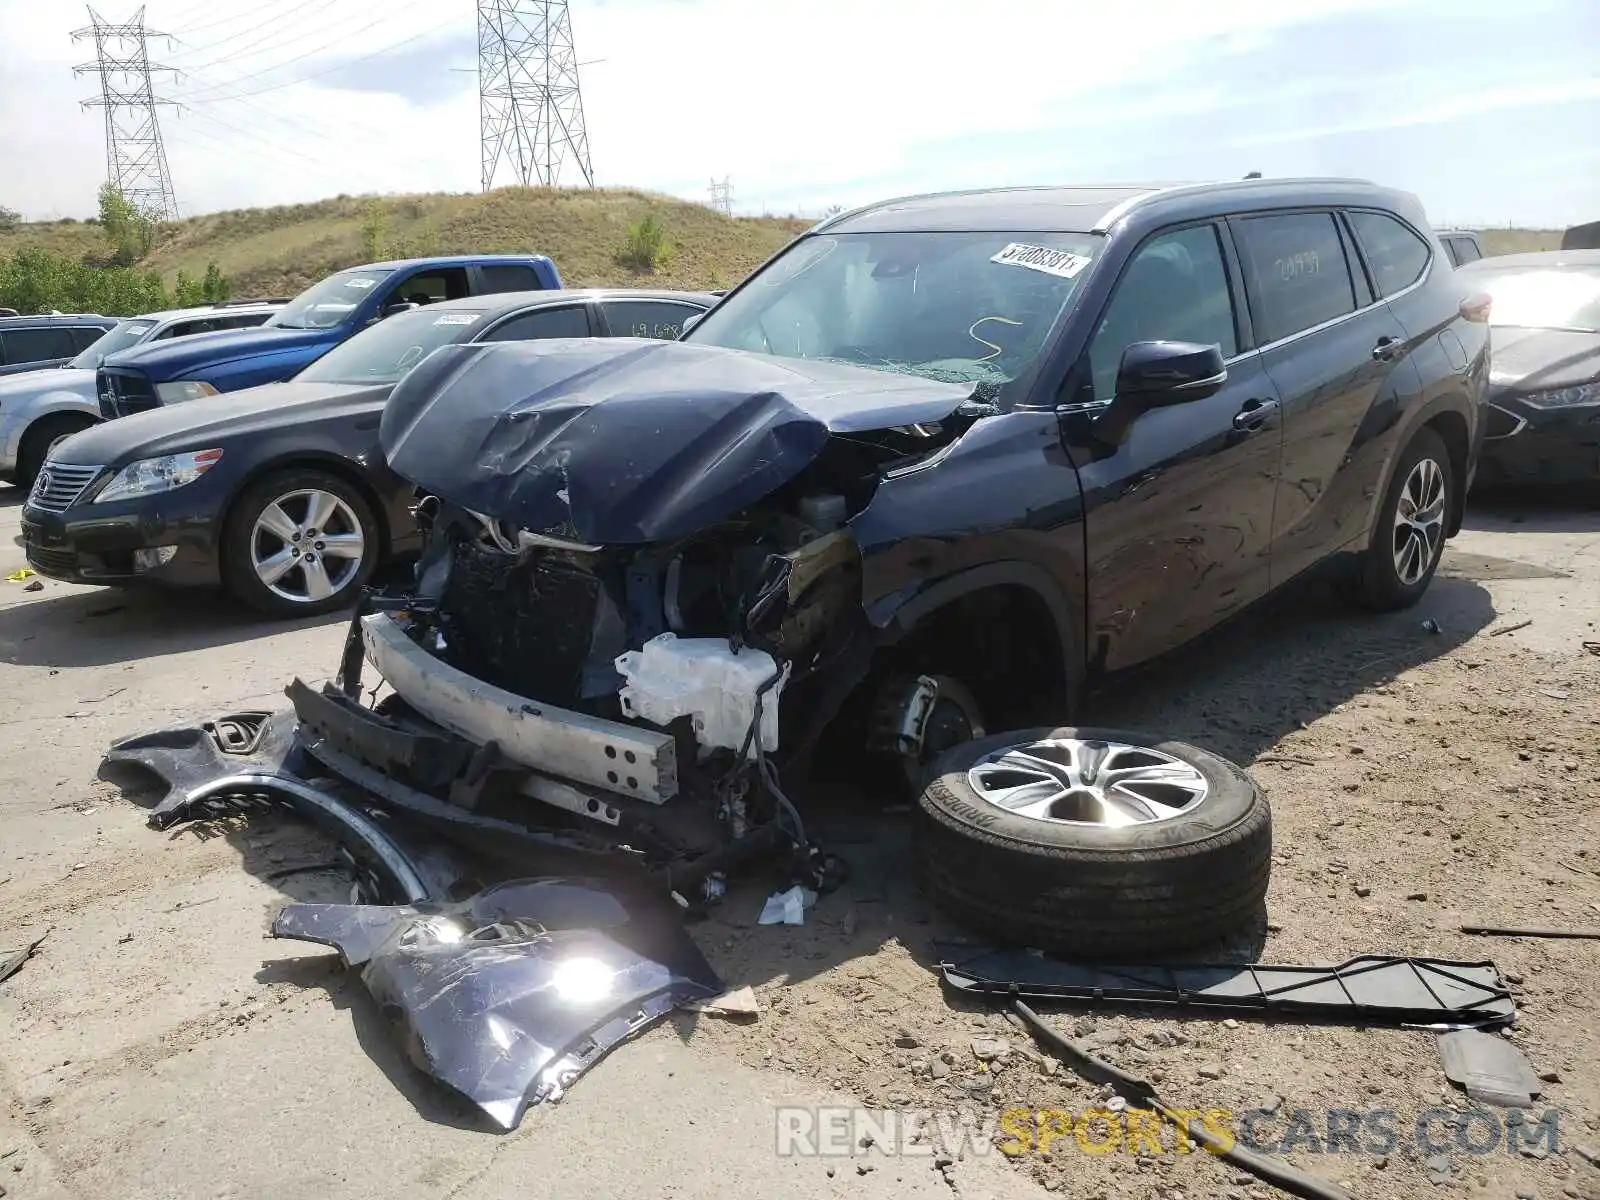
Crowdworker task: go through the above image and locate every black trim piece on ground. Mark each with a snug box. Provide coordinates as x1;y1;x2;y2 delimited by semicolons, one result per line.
936;945;1516;1026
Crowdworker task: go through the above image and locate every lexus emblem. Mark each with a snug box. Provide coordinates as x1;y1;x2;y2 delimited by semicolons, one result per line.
33;470;51;497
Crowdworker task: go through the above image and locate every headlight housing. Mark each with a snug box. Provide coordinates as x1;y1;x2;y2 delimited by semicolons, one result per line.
95;448;223;503
1521;381;1600;410
155;381;219;404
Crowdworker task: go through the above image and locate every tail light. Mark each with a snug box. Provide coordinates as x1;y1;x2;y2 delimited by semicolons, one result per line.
1459;292;1492;323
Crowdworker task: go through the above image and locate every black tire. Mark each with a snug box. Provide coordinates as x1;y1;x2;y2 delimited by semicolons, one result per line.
1349;427;1454;611
17;413;97;488
914;725;1272;959
221;468;379;618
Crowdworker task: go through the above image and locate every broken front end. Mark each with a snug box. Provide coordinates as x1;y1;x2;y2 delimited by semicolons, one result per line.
166;338;989;903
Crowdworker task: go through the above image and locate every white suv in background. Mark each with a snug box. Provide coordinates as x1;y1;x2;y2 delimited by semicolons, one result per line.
0;299;284;487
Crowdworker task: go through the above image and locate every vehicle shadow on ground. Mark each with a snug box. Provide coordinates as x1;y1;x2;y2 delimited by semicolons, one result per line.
96;566;1504;1127
0;586;347;668
691;569;1500;1005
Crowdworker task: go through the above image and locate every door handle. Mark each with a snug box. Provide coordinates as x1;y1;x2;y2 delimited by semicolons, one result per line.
1372;336;1401;361
1232;398;1280;432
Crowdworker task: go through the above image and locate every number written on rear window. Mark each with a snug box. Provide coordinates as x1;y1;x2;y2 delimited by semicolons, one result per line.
602;300;701;341
1235;213;1357;344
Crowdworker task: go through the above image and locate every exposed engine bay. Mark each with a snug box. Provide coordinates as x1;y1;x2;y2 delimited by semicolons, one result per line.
295;411;986;903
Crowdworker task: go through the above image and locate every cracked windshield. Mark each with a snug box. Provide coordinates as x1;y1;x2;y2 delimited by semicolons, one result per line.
688;231;1098;401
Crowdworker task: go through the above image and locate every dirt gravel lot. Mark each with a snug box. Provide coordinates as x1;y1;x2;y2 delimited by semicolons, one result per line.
2;483;1598;1200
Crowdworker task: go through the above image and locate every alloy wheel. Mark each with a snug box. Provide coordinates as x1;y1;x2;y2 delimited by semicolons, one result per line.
966;737;1210;827
249;488;365;605
1391;457;1446;586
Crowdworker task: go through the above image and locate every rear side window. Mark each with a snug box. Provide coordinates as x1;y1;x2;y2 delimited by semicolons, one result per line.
478;264;545;294
1347;211;1432;298
1235;213;1356;344
481;304;592;341
602;300;702;340
1450;236;1482;265
0;327;78;364
155;318;220;340
70;326;107;351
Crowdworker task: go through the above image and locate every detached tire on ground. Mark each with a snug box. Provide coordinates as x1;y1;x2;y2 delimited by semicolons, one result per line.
914;726;1271;959
222;468;379;618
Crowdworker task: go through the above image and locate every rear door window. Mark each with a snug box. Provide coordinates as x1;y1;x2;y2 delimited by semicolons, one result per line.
1450;236;1482;265
70;326;107;351
0;327;78;364
1234;212;1357;344
390;268;471;306
601;299;703;340
1346;211;1433;298
477;264;545;294
479;304;594;341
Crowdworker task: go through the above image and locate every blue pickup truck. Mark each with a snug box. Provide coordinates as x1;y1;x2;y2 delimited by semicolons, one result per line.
96;254;563;418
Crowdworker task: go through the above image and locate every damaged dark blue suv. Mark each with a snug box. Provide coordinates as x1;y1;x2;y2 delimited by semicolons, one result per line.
109;179;1489;961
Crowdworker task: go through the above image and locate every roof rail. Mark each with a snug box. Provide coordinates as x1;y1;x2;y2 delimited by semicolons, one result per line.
213;297;291;307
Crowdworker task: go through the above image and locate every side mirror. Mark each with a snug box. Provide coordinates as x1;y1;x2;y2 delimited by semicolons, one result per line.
680;312;704;336
381;301;420;319
1094;340;1226;444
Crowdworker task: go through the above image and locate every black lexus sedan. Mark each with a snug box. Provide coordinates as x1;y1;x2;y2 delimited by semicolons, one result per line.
1457;249;1600;487
21;289;716;616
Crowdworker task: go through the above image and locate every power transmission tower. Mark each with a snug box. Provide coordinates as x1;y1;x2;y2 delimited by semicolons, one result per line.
708;177;734;216
478;0;594;191
72;6;179;221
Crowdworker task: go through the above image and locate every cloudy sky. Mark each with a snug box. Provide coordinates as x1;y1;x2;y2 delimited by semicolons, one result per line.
1;0;1596;227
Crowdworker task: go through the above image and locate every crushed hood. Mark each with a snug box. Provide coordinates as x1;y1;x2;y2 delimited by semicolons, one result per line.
379;337;975;544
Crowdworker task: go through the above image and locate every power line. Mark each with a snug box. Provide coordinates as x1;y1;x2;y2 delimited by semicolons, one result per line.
176;14;464;103
478;0;594;191
167;0;338;66
72;5;180;220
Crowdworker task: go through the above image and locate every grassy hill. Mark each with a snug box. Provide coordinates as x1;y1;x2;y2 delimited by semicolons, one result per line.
0;187;812;300
0;185;1567;305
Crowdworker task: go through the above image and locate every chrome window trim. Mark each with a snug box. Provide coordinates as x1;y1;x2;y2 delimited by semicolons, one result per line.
1242;217;1434;355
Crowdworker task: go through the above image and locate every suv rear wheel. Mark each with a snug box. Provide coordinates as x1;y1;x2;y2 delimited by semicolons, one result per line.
1349;426;1454;610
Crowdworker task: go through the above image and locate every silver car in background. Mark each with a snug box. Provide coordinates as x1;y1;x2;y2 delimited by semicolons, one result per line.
0;299;284;486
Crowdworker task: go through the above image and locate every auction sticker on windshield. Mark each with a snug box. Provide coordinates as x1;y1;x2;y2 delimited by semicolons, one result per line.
433;313;480;326
344;278;377;289
991;243;1092;279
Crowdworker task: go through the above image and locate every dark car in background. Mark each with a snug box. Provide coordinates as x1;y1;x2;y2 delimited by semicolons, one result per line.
1457;249;1600;487
93;254;565;411
21;289;716;616
0;314;118;377
1433;228;1485;267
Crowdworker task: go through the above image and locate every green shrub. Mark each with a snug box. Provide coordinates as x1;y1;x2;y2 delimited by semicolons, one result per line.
617;214;671;272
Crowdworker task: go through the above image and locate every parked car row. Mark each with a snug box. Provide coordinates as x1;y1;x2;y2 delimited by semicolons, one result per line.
22;285;717;614
0;300;284;486
9;181;1600;633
